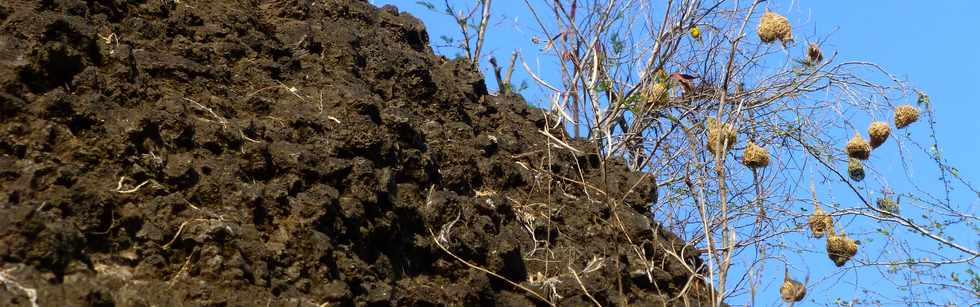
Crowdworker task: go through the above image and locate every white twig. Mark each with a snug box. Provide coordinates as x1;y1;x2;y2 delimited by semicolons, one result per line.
240;130;261;143
538;129;583;154
0;268;38;307
568;265;601;307
183;98;228;127
436;209;462;245
112;177;155;194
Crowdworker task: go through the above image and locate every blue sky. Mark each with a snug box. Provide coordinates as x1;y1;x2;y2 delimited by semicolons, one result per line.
373;1;979;305
804;1;980;169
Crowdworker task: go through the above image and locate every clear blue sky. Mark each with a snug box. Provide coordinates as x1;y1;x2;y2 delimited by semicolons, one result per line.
373;1;980;305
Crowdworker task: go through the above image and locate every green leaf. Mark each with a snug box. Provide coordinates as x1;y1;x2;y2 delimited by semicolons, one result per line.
610;32;624;54
917;91;931;106
439;35;455;45
596;80;611;93
416;1;436;11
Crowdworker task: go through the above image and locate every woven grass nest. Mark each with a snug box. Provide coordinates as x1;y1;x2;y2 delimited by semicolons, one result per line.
757;10;792;44
826;230;858;267
742;141;770;168
808;204;833;238
877;197;900;216
643;81;669;108
868;121;891;148
707;118;737;156
780;269;806;302
845;133;871;160
894;104;920;129
848;158;865;182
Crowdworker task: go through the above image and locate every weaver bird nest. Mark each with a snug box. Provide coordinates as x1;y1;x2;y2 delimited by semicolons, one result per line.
808;204;833;238
845;133;871;160
894;104;920;129
877;197;900;216
758;11;793;44
868;121;891;148
848;158;865;182
706;118;737;156
741;141;770;168
780;270;806;302
826;230;858;267
643;81;669;108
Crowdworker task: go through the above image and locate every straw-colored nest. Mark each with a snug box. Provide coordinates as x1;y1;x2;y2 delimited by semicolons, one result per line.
877;197;900;216
780;270;807;302
643;81;669;108
894;104;920;129
868;121;891;148
848;158;865;182
707;118;737;156
826;230;858;267
757;11;793;44
806;43;823;65
845;133;871;160
741;141;770;168
808;204;833;238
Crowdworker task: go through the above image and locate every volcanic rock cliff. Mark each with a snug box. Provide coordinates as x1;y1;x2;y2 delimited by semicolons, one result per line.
0;1;709;306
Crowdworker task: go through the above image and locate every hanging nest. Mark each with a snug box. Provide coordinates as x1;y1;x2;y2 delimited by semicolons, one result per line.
808;204;833;238
826;229;858;267
741;141;770;168
779;269;806;302
894;104;920;129
806;43;823;65
845;133;871;160
643;81;669;108
706;118;737;156
877;197;900;216
868;121;891;148
757;10;793;44
848;158;865;182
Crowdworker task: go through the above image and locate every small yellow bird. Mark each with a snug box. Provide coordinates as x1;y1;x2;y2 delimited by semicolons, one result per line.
689;25;702;42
